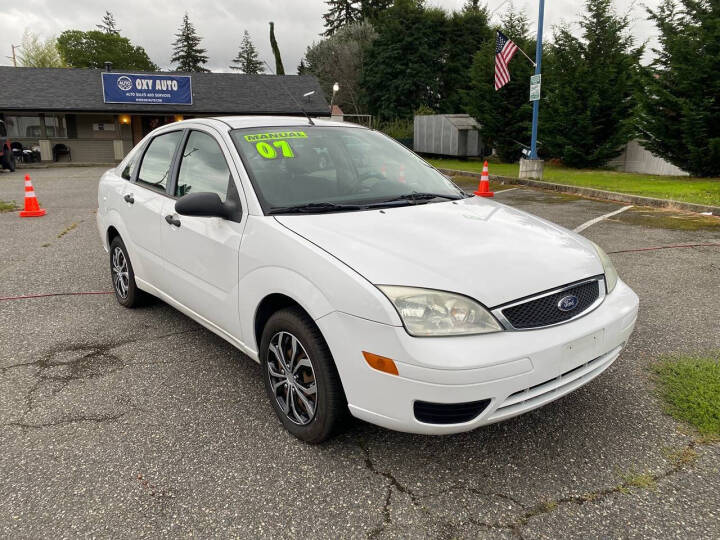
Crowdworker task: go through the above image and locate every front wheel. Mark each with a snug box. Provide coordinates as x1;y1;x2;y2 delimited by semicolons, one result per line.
260;308;347;443
109;236;147;308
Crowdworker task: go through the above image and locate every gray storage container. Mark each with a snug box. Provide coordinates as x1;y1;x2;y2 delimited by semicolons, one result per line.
413;114;483;157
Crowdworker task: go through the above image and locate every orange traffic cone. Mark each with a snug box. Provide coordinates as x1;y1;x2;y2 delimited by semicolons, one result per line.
398;164;406;184
473;161;494;197
19;174;46;217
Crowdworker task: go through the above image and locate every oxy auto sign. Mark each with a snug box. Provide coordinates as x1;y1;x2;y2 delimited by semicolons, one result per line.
101;73;192;105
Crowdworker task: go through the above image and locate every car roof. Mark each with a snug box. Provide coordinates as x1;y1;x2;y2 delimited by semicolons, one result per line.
207;115;364;130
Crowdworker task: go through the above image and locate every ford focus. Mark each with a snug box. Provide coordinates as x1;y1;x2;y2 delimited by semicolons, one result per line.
96;116;639;443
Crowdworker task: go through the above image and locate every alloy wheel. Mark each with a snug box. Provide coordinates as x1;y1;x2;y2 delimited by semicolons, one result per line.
267;331;318;425
112;247;129;299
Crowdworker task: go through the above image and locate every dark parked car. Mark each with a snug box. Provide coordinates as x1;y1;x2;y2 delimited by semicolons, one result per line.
0;120;16;172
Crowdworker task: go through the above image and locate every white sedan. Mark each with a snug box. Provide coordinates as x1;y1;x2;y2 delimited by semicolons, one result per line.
97;116;639;443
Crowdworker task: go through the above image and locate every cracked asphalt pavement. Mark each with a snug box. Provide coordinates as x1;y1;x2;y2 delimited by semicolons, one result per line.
1;167;719;538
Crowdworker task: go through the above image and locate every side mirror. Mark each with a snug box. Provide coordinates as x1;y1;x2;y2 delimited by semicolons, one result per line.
175;192;231;219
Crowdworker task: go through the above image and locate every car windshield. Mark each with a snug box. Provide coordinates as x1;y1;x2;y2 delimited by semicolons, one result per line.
230;126;465;214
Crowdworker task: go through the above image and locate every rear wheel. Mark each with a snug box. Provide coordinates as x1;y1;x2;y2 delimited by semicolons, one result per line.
109;236;146;308
260;307;347;443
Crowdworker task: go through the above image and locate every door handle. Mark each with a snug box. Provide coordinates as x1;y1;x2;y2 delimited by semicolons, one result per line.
123;194;134;204
164;214;181;227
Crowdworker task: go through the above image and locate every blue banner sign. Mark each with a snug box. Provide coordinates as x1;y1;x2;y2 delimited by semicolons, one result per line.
101;73;192;105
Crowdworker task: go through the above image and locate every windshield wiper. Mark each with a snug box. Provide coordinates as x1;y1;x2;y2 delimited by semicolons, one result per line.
267;202;365;215
374;192;465;205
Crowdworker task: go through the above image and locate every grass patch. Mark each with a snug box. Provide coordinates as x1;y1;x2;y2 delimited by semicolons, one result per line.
652;355;720;439
619;471;657;493
0;199;18;212
427;158;720;207
57;223;77;238
664;446;699;468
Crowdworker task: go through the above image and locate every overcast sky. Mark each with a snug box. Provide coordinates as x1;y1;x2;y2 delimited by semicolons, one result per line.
0;0;661;73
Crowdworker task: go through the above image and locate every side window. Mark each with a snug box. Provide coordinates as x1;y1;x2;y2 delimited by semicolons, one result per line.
176;131;231;200
137;131;183;193
119;148;140;180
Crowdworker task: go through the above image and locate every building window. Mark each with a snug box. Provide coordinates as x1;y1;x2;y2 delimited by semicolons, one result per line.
3;115;67;138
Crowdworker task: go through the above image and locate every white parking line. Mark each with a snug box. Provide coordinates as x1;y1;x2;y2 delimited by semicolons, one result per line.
495;188;519;194
573;205;634;233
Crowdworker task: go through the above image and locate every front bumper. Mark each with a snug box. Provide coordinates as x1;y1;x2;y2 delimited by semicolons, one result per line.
316;279;639;435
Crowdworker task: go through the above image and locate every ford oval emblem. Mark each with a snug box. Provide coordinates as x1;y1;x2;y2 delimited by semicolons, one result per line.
557;295;579;312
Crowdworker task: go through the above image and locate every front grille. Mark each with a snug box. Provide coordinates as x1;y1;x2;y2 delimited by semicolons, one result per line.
501;279;600;329
414;399;491;425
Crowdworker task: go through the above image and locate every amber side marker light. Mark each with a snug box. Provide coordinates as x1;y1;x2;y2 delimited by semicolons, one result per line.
362;351;399;376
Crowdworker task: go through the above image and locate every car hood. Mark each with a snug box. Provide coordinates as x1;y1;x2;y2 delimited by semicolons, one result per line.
275;197;603;307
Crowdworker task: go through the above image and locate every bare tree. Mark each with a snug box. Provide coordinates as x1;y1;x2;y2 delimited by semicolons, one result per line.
302;21;377;114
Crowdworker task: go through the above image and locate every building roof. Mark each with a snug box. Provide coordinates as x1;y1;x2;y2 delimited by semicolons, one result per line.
442;114;480;130
414;113;480;130
0;67;330;116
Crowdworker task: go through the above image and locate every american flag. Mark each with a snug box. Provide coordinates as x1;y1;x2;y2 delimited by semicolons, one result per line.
495;31;518;91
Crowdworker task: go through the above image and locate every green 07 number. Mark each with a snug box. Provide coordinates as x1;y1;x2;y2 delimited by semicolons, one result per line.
256;140;295;159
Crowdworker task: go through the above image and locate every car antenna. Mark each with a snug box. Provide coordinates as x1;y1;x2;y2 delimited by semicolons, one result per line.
262;60;315;126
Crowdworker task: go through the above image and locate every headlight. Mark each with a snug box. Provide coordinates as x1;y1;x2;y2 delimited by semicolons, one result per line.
591;242;618;293
378;286;503;336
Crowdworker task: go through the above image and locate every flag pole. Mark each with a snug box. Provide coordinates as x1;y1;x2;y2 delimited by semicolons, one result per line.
516;45;536;67
529;0;545;159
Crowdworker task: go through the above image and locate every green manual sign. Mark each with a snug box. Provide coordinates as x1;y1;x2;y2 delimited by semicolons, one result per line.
244;131;307;142
529;74;541;102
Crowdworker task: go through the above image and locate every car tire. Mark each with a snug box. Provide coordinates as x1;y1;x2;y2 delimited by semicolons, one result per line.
109;236;147;308
1;149;14;172
260;307;347;443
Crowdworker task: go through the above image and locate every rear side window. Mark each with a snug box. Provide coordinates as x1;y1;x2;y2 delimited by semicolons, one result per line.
175;131;231;200
137;131;183;193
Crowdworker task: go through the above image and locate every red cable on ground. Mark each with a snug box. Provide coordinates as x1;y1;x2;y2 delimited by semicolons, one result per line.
0;291;113;301
609;243;720;254
2;244;718;301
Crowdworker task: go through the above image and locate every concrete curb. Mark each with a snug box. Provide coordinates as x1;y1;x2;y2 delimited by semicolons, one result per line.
440;168;720;216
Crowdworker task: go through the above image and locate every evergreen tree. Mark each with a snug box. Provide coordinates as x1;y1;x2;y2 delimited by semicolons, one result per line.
465;7;535;161
439;2;491;113
269;22;285;75
230;30;264;74
359;0;392;21
540;0;642;168
323;0;361;36
637;0;720;177
361;0;449;119
297;59;309;75
96;11;120;35
171;13;209;72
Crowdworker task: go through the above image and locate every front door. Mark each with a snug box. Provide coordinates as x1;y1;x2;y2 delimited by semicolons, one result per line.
160;129;245;337
122;130;183;287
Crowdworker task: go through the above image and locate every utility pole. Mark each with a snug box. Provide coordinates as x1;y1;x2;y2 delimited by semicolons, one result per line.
528;0;544;159
7;44;20;67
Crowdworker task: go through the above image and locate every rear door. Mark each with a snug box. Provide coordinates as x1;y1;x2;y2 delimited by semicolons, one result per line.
160;128;245;337
121;130;183;288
